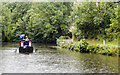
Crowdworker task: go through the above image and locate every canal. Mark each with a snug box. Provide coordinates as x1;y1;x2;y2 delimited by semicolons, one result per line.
0;43;118;73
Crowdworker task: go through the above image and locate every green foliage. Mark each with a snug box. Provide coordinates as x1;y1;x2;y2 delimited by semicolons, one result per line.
0;2;32;42
1;2;119;43
1;2;73;43
26;2;73;43
57;36;118;56
75;30;84;41
57;38;89;53
58;36;69;39
87;45;118;56
71;2;119;41
78;39;89;52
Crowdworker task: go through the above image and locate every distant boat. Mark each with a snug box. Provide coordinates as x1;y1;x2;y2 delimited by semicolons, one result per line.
19;40;33;53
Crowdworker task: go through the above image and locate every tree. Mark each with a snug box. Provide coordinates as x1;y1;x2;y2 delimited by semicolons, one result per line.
71;2;119;41
26;2;73;43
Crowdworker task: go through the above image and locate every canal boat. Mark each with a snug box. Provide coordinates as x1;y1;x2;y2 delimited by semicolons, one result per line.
19;40;33;53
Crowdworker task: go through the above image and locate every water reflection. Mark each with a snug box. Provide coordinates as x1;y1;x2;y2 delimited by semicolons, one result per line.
0;43;118;73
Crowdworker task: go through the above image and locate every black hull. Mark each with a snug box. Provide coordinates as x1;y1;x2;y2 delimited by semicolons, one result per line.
19;47;33;53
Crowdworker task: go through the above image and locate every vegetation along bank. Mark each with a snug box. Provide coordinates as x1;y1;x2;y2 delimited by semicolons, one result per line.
57;36;119;56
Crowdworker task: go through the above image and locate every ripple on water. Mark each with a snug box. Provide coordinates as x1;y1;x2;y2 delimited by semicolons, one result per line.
0;44;119;73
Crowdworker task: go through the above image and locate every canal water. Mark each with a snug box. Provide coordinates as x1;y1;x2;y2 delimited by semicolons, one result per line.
0;43;118;73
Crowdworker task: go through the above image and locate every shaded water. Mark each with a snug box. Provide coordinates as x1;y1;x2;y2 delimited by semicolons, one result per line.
0;43;118;73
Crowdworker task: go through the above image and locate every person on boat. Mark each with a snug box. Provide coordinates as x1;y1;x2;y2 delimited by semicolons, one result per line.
25;36;29;39
24;36;29;48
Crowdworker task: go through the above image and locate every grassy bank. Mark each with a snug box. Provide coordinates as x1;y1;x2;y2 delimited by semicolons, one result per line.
87;40;118;47
57;39;119;56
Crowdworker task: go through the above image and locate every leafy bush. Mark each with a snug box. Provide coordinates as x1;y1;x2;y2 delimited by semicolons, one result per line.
57;38;89;53
57;37;118;56
87;45;118;56
78;39;89;52
88;45;98;53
